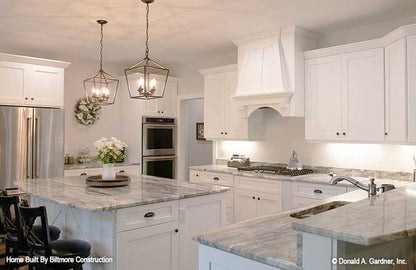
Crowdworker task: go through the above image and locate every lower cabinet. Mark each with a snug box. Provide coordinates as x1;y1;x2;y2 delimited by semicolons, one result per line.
234;189;282;222
64;165;141;177
117;221;179;270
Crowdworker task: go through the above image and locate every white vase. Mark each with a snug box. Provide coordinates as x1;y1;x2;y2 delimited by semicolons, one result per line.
102;163;116;180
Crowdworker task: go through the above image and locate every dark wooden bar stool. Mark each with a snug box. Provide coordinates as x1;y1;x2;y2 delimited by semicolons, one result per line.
0;195;61;270
19;205;91;270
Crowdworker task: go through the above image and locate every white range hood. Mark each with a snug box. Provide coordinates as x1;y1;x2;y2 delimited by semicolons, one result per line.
232;27;318;117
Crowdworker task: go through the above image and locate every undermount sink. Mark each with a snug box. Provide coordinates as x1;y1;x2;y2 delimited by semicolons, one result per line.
290;201;351;219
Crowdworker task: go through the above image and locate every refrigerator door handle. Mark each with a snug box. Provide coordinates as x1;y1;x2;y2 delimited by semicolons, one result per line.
26;117;32;179
34;117;40;178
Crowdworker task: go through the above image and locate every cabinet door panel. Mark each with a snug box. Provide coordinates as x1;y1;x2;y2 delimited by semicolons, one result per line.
160;81;177;116
385;38;407;142
29;66;63;107
257;192;282;217
225;71;248;139
0;61;27;105
408;35;416;142
341;48;385;141
305;56;342;140
204;74;226;139
117;221;179;270
234;189;257;222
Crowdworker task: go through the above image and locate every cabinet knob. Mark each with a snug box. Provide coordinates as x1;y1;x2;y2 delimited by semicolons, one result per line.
196;174;199;177
175;229;179;233
314;189;323;194
161;111;164;114
225;132;228;135
336;132;340;135
158;111;160;113
31;98;34;101
25;97;28;100
257;197;260;200
252;196;255;200
144;212;155;218
385;132;388;136
220;132;224;135
342;132;346;136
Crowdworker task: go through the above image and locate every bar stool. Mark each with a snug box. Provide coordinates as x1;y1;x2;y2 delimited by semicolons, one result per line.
19;205;91;270
0;196;61;270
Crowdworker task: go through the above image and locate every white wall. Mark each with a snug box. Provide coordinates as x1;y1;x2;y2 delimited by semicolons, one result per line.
64;58;127;156
217;109;416;173
185;99;213;177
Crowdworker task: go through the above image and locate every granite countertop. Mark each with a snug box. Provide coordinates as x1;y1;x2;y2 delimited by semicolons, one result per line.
189;164;407;187
64;162;140;170
194;180;413;270
292;182;416;246
16;176;229;212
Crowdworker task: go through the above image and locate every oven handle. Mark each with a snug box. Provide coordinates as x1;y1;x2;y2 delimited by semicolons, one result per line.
143;156;176;161
143;124;177;128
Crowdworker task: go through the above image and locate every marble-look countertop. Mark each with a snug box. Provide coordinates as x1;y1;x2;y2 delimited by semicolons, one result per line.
292;182;416;246
64;162;140;170
16;176;229;212
194;179;413;270
189;164;408;187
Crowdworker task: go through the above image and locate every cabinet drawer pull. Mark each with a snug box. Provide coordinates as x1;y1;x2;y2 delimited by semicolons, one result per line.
80;173;87;176
314;189;323;194
213;177;219;181
118;170;126;173
144;212;155;218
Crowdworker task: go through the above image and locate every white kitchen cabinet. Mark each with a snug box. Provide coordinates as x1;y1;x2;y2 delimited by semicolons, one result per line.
189;170;234;224
305;55;342;141
117;221;179;270
144;80;178;117
384;38;407;142
28;65;64;107
341;48;385;141
234;189;282;222
179;194;226;270
0;54;69;108
201;65;249;140
305;48;384;142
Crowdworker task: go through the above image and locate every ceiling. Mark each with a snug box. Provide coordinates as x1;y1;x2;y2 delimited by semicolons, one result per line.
1;0;416;66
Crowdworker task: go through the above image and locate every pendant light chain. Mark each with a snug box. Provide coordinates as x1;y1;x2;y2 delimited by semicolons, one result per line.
100;22;104;71
145;3;150;59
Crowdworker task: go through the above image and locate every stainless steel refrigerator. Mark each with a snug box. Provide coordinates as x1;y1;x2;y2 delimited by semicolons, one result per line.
0;106;64;189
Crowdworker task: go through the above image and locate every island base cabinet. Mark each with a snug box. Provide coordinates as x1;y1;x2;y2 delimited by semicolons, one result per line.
199;244;283;270
116;221;179;270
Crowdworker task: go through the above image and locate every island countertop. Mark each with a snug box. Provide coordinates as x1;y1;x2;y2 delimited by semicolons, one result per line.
16;175;229;212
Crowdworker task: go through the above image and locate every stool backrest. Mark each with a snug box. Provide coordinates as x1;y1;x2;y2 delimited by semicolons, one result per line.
0;195;23;245
18;205;52;257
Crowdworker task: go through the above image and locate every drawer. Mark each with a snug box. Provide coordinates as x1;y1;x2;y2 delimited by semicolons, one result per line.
189;170;203;183
200;172;233;187
292;182;347;199
236;176;282;195
115;165;141;176
64;168;101;177
117;201;179;232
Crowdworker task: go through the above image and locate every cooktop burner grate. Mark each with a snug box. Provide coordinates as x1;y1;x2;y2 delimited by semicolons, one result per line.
237;166;313;176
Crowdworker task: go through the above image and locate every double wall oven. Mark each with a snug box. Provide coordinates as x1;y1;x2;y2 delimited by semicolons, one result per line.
142;117;176;179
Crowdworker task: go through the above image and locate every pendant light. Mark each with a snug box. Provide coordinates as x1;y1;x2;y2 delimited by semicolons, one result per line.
84;20;119;105
124;0;169;100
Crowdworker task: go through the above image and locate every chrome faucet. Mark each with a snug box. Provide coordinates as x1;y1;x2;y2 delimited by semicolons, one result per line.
330;175;378;197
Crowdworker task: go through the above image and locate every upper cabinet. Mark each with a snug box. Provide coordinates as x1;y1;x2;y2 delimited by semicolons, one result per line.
144;79;178;117
0;53;69;108
200;65;249;140
305;24;416;144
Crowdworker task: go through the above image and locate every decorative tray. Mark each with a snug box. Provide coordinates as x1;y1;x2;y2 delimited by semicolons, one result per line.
85;175;131;188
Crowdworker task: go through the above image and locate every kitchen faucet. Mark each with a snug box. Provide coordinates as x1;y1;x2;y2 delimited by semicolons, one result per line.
330;175;378;197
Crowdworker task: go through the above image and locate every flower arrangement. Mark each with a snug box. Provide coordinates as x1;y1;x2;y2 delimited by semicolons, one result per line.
74;97;102;125
94;137;127;164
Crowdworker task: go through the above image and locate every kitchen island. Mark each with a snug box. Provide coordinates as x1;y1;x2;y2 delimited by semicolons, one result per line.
195;180;415;270
16;175;229;270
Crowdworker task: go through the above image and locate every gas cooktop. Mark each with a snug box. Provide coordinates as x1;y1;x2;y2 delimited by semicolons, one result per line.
237;166;313;176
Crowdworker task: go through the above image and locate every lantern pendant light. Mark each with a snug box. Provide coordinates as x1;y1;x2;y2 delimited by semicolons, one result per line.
124;0;169;100
84;20;119;105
